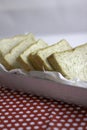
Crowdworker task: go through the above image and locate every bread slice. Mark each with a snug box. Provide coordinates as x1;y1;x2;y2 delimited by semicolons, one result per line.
30;39;72;71
17;39;48;71
0;33;34;68
4;34;35;70
48;43;87;81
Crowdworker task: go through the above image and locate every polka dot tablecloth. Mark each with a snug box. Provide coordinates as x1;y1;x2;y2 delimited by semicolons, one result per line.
0;86;87;130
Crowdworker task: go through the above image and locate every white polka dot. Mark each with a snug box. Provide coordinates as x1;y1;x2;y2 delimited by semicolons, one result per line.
78;114;83;117
49;122;54;126
57;123;62;127
13;105;17;108
15;108;20;111
38;121;43;125
56;116;61;119
9;102;14;105
42;125;47;128
34;117;39;120
63;115;68;118
23;107;27;110
22;123;27;126
0;106;3;108
58;105;63;108
10;128;16;130
37;113;42;116
77;127;83;130
18;119;24;122
33;102;37;105
53;119;57;122
15;115;20;118
36;106;41;109
14;123;20;127
13;98;17;101
26;103;30;106
16;101;20;104
8;108;13;111
75;118;81;122
8;116;12;119
71;114;76;118
29;106;34;110
53;127;59;130
30;122;35;125
34;126;39;129
54;108;59;111
81;110;86;113
66;111;71;114
1;109;6;112
72;123;78;126
2;102;6;105
4;120;8;123
60;119;65;123
68;119;73;122
65;123;70;127
26;126;32;130
26;118;31;121
83;118;87;121
62;128;67;130
26;110;30;114
17;127;23;130
40;102;45;105
80;122;86;126
3;128;8;130
7;124;12;127
41;116;46;120
33;110;38;113
12;112;16;115
44;113;49;116
30;114;35;117
22;114;27;118
19;111;24;114
52;111;56;115
49;115;53;118
29;99;34;102
43;106;48;108
59;112;64;115
22;100;27;103
5;112;9;115
51;104;55;107
19;104;24;107
11;119;16;123
0;116;5;119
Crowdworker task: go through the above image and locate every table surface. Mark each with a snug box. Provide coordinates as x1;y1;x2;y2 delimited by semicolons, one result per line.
0;86;87;130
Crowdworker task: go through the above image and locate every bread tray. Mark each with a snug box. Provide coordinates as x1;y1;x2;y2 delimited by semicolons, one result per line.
0;64;87;107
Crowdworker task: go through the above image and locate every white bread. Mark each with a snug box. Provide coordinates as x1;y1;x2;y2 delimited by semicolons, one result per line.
4;34;35;69
48;43;87;81
30;39;72;71
0;33;34;68
17;39;48;71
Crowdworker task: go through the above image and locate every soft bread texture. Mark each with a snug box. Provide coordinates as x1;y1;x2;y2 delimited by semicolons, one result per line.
48;43;87;81
17;39;48;71
0;33;33;69
4;34;35;69
30;39;72;71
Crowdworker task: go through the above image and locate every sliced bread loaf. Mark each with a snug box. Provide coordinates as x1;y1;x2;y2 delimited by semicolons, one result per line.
17;39;48;71
48;43;87;81
30;39;72;71
0;33;34;68
4;34;35;70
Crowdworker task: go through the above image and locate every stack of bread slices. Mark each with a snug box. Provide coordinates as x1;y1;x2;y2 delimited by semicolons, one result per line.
0;33;87;81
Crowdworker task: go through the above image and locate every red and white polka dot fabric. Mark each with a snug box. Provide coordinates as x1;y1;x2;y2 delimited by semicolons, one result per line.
0;86;87;130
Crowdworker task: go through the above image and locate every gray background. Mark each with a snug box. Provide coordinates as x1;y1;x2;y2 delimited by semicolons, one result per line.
0;0;87;39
